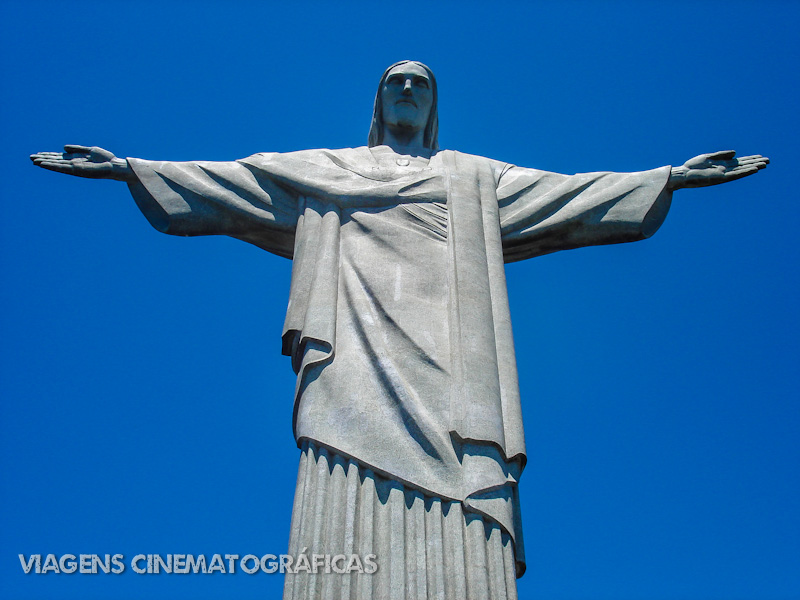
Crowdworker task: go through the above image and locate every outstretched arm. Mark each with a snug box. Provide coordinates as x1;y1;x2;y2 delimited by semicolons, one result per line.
30;145;299;258
30;145;136;182
667;150;769;191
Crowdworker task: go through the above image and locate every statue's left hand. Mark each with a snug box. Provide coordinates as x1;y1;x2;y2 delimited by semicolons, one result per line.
668;150;769;191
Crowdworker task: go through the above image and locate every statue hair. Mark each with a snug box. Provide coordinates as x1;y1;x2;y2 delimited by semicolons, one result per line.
368;61;439;151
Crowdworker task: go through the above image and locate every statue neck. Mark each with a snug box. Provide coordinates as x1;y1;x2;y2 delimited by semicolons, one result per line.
369;145;432;167
381;127;427;155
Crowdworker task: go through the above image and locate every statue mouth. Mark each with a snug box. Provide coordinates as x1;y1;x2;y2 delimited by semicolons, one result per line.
397;99;417;107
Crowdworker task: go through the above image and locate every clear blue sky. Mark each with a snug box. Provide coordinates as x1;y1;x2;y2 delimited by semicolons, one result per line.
1;2;798;599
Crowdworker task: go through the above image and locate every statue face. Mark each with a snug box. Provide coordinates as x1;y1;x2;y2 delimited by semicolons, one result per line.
380;63;433;135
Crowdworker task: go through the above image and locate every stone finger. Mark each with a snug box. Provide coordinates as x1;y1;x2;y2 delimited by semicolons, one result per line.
64;144;92;153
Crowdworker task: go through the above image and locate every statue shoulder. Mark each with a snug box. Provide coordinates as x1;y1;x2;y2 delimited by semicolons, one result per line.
240;146;369;170
436;149;513;184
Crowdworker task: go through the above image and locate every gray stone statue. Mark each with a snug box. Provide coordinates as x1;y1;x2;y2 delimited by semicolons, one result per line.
31;61;768;600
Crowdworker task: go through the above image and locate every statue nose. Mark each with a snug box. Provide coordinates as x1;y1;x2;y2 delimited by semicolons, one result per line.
402;79;413;94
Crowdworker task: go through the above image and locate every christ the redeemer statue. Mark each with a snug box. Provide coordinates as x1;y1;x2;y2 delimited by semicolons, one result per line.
31;61;768;600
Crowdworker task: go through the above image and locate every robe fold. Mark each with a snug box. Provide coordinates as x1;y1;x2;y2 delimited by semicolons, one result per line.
127;147;672;577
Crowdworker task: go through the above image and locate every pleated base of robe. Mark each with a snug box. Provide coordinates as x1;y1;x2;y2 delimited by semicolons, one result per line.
284;441;519;600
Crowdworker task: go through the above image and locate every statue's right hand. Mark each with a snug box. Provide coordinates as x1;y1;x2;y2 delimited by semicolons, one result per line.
30;145;132;181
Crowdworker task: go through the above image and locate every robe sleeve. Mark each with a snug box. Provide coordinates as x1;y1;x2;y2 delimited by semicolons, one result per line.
497;164;673;263
126;156;299;258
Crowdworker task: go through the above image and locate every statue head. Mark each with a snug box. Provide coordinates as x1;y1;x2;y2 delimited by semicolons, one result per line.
368;60;439;150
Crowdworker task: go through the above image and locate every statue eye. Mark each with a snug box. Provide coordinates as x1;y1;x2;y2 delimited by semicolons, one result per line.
387;75;403;85
414;77;429;89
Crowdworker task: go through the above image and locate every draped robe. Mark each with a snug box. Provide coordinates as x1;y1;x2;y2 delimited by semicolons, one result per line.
126;146;673;576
